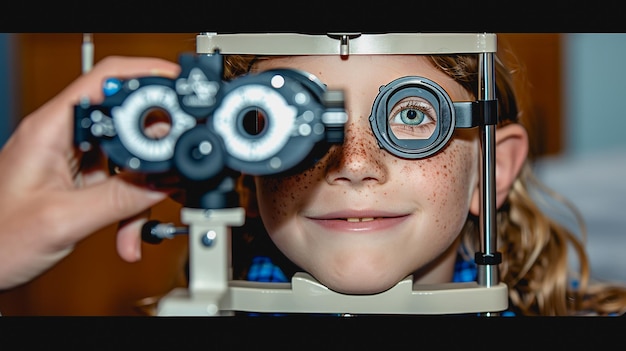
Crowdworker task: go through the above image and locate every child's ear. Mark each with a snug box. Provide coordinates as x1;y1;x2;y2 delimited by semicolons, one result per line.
469;123;528;216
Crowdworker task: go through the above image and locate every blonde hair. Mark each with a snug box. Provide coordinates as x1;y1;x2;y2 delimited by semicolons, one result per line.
222;52;626;316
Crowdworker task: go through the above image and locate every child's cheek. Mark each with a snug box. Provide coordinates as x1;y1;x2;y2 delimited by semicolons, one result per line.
255;168;320;221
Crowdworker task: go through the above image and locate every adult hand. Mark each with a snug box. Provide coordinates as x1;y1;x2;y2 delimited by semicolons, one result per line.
0;56;180;289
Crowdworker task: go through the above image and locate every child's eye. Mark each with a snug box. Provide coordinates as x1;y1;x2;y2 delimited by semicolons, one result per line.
388;98;437;140
391;107;426;126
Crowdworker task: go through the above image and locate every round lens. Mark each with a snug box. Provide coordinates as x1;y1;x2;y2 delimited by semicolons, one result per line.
369;76;455;159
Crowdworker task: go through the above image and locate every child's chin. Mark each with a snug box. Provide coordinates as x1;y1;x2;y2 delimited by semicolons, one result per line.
317;272;403;295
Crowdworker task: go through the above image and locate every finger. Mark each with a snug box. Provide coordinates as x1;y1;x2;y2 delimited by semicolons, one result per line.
74;148;110;187
27;57;181;153
116;208;152;262
60;174;168;244
61;56;181;107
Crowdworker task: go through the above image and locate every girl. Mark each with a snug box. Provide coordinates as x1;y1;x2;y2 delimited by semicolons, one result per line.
211;39;626;316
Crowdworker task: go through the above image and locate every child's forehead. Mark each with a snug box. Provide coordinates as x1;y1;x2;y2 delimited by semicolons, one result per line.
255;55;471;100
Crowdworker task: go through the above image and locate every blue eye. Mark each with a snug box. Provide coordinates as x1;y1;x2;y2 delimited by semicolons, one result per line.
398;108;425;125
387;100;436;140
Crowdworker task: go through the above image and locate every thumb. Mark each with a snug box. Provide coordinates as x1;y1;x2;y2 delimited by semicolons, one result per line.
116;208;152;262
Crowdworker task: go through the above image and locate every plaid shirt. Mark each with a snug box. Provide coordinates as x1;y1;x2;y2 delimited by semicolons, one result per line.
247;254;478;283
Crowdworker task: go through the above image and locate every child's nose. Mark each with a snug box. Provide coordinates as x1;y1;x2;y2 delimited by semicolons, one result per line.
324;119;388;186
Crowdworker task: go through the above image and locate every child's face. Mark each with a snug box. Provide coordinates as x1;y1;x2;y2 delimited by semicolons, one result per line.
253;55;480;294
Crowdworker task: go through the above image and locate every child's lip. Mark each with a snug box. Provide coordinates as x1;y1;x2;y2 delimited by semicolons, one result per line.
305;212;411;233
308;210;409;220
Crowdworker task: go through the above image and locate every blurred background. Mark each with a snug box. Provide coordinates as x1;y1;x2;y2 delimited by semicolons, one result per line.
0;33;624;315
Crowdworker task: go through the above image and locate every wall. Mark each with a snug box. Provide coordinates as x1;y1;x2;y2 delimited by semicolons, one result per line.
563;33;626;156
0;34;16;148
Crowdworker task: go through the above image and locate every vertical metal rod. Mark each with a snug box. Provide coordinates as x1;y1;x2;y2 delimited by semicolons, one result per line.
81;33;93;74
477;51;499;288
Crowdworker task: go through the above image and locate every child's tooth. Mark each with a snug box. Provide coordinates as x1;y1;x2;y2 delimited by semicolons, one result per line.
346;217;375;222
